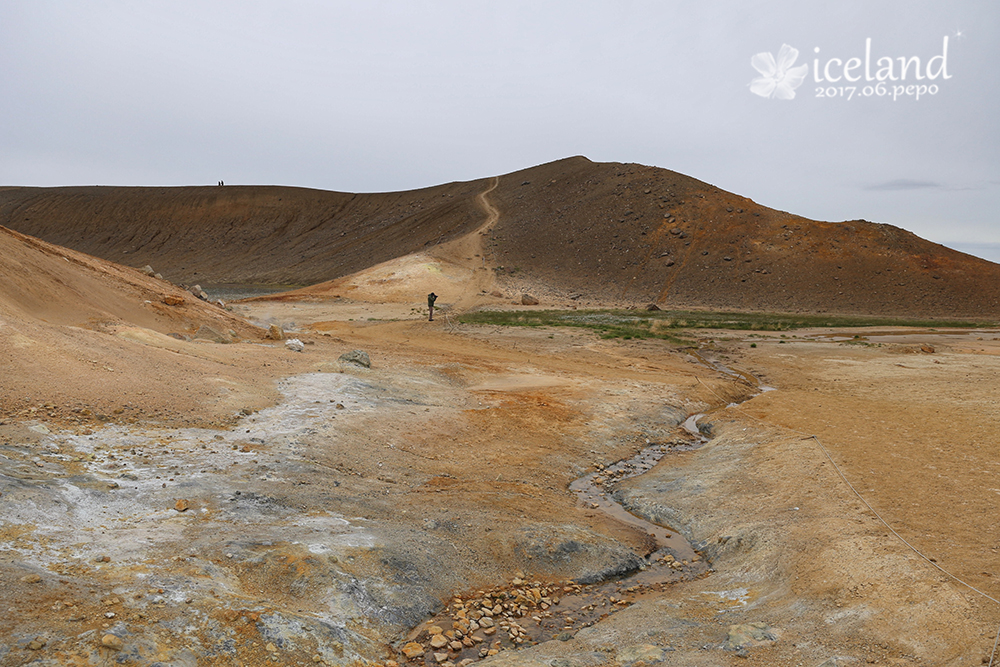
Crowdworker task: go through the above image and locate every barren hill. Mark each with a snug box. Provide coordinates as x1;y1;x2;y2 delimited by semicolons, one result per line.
3;157;998;318
0;225;273;423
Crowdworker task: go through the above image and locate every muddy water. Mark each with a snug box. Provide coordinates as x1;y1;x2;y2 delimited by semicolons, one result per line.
399;348;766;665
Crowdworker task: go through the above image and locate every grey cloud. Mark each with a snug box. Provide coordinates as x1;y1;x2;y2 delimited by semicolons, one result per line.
864;180;943;192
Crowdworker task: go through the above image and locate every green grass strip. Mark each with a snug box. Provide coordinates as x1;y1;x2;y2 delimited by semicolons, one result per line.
457;309;994;340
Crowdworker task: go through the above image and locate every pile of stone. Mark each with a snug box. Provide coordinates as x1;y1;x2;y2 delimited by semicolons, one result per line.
397;575;594;665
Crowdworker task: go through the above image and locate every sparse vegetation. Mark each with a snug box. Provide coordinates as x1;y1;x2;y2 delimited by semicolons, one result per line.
458;309;992;340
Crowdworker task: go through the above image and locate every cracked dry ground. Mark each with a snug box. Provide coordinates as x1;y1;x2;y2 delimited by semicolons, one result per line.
3;310;1000;666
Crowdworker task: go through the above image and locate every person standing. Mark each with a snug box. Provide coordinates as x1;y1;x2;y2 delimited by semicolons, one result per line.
427;292;437;321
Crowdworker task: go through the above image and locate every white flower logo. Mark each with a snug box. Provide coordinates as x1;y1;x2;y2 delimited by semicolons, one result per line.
750;44;808;100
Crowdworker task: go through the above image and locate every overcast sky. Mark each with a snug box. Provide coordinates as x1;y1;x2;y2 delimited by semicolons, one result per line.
2;1;997;260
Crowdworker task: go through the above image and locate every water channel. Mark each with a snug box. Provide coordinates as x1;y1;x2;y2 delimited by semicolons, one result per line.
402;347;768;664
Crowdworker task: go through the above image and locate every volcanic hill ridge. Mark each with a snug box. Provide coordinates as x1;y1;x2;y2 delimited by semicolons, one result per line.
2;156;998;318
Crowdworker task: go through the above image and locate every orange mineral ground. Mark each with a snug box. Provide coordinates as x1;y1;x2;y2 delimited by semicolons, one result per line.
1;159;999;667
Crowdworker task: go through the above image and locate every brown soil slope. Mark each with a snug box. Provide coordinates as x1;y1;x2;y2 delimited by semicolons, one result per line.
487;158;1000;318
0;225;261;337
0;180;491;286
0;225;276;424
3;157;998;318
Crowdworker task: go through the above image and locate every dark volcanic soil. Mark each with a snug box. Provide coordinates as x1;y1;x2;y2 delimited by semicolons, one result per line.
3;157;999;318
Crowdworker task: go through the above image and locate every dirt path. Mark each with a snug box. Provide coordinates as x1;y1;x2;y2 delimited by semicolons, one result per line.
264;177;505;316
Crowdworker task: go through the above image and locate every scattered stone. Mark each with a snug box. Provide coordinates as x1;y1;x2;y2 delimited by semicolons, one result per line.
101;634;124;650
339;349;370;367
618;644;666;664
429;634;449;649
433;652;449;664
521;294;539;306
141;265;156;276
645;303;661;311
20;573;42;584
285;339;305;353
921;344;935;354
725;622;776;650
27;637;46;650
163;295;185;306
401;642;425;659
267;324;285;341
174;499;191;512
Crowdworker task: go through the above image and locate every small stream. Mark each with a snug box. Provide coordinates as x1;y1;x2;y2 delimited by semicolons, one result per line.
402;348;769;665
568;347;765;581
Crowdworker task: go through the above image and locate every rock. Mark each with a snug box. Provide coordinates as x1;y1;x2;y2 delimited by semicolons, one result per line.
285;339;305;353
265;642;278;652
154;273;163;280
194;325;232;343
449;640;463;651
521;294;539;306
618;644;665;664
429;634;449;649
478;617;494;628
174;499;191;512
267;325;285;341
20;574;42;584
401;642;425;659
670;228;682;235
27;637;46;650
665;259;675;266
568;293;583;300
645;303;661;311
433;652;449;663
921;344;935;353
100;634;124;650
141;265;156;276
725;622;776;650
339;349;370;367
189;285;210;301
